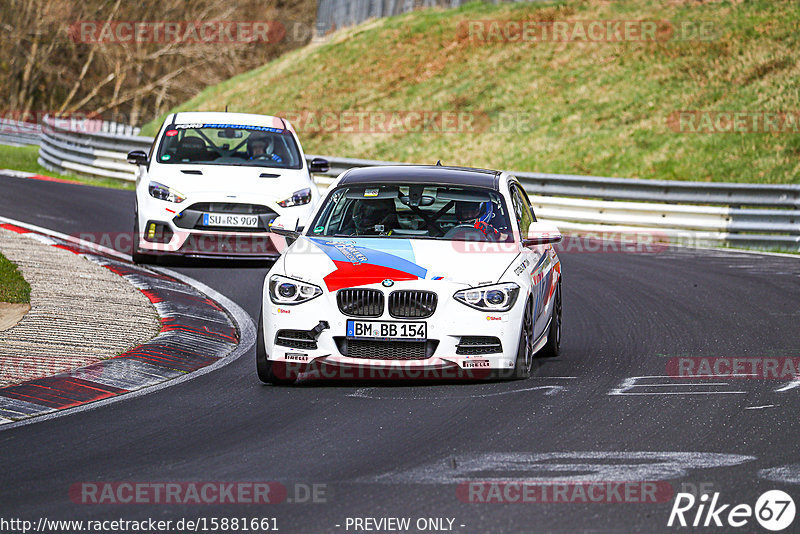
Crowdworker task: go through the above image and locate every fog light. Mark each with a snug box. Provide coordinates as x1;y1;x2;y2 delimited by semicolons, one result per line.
143;221;174;243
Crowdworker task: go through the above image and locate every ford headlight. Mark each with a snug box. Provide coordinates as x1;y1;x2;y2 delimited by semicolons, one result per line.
454;282;519;311
269;275;322;305
148;181;186;203
277;188;311;207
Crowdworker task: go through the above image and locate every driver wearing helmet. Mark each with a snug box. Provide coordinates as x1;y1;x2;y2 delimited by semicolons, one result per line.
352;198;398;235
455;200;501;240
247;133;283;162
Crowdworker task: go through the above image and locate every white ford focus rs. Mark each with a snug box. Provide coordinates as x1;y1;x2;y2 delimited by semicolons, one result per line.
256;165;562;384
127;111;328;262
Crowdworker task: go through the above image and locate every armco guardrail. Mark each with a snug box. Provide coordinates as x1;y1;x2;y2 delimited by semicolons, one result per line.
309;156;800;251
38;116;148;181
28;116;800;251
316;0;468;36
0;118;42;146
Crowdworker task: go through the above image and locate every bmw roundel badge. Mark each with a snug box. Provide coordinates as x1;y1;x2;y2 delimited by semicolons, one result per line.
382;279;394;287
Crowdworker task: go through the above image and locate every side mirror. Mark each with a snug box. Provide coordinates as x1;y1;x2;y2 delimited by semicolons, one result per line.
127;150;148;166
309;157;329;174
522;222;562;246
268;215;301;240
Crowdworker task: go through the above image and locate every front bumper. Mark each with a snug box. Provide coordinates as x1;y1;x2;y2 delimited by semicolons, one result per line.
137;227;284;258
261;285;525;375
137;193;314;258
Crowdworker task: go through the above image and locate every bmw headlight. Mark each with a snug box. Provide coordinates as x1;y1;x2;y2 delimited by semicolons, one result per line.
277;188;312;208
269;275;322;305
148;181;186;203
454;282;520;311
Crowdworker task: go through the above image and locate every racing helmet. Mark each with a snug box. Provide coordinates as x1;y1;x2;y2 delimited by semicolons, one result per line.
353;198;396;233
455;201;493;224
247;132;274;157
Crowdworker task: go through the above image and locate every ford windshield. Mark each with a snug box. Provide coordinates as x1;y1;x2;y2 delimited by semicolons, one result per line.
156;123;303;169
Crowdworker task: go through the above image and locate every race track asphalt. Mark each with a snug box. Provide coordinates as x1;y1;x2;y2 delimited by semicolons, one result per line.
1;173;799;533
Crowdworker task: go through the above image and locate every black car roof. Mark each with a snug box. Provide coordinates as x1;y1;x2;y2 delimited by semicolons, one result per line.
339;165;501;189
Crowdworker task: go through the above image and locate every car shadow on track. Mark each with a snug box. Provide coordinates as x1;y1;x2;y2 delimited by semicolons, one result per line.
265;358;557;390
138;256;275;270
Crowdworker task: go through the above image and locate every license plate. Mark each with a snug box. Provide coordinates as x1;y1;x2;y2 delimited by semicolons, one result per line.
346;320;426;340
202;213;259;227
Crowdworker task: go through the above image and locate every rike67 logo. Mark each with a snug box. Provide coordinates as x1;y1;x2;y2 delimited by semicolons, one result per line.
668;490;795;531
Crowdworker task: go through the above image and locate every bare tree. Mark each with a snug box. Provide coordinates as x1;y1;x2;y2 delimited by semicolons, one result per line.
0;0;316;125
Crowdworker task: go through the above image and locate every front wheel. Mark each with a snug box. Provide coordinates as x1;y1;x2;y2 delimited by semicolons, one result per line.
256;308;296;385
512;299;534;379
132;215;155;264
538;282;561;359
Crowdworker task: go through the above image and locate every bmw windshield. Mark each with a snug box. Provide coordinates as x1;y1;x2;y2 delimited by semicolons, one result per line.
155;123;303;169
309;184;514;242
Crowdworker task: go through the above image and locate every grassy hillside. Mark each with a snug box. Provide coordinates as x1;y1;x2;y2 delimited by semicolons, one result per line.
0;252;30;304
144;0;800;184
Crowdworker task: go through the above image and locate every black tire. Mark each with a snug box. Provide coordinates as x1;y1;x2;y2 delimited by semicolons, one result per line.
131;215;155;264
538;282;562;359
255;308;296;385
512;298;535;379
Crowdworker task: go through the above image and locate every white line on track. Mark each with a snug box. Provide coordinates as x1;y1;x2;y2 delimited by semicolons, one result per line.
348;384;567;400
694;245;800;260
0;215;255;432
609;375;747;396
775;378;800;392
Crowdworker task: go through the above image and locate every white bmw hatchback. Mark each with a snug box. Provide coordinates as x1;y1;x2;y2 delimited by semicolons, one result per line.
127;111;328;262
256;165;563;384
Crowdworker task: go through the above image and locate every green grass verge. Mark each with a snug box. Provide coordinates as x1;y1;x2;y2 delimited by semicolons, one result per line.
0;252;31;304
144;0;800;184
0;144;134;190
